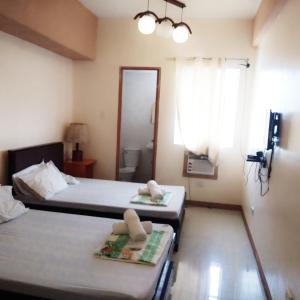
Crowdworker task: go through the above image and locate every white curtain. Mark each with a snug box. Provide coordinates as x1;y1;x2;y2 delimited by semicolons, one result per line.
175;57;245;164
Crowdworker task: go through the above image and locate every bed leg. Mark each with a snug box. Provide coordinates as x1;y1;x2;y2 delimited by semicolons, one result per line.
174;208;185;251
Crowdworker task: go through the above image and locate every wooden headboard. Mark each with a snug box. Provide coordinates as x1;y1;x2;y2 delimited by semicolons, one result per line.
7;142;64;184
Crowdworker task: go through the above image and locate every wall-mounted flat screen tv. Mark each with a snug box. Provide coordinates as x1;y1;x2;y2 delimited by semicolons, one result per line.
267;111;281;150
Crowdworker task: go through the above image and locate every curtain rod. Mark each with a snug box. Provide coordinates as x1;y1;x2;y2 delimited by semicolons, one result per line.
166;56;249;61
166;57;250;68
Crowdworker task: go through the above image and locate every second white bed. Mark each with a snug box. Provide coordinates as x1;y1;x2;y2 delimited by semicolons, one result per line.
17;178;185;220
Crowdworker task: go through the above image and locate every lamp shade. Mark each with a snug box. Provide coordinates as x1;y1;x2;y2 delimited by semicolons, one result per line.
138;15;156;34
65;123;89;144
172;25;189;43
156;19;173;38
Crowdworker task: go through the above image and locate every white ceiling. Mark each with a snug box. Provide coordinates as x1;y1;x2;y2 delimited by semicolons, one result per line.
79;0;262;20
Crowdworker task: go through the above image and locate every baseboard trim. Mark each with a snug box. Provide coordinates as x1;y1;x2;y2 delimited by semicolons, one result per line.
185;200;242;211
241;209;272;300
185;199;272;299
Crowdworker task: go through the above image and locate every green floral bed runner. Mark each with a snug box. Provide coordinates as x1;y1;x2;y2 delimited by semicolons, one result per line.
95;230;169;265
130;192;172;207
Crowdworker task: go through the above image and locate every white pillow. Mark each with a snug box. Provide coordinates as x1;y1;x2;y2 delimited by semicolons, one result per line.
18;161;68;199
12;161;45;197
61;173;80;185
46;161;79;185
0;186;29;223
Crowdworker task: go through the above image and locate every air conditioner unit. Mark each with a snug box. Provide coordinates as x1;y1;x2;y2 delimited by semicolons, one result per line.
183;152;217;179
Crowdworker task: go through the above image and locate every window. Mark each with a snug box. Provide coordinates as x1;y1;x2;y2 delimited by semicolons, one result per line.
174;58;245;162
219;67;242;148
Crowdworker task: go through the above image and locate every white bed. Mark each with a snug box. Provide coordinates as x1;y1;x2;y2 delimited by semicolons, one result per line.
17;178;185;220
0;209;174;300
8;142;186;250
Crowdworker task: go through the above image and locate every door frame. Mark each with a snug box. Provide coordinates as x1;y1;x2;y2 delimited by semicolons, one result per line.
115;66;161;181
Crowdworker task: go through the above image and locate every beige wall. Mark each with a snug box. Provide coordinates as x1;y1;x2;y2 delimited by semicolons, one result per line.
73;18;256;204
0;31;73;183
243;0;300;298
253;0;288;46
0;0;98;60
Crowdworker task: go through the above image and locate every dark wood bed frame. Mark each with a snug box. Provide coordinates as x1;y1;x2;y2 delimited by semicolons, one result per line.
7;142;185;251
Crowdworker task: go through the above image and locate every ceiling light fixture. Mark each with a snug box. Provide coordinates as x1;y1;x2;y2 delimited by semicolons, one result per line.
172;6;192;43
156;1;174;38
134;0;159;35
134;0;192;43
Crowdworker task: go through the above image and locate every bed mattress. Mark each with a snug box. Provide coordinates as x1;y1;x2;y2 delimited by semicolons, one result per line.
0;209;173;300
18;178;185;219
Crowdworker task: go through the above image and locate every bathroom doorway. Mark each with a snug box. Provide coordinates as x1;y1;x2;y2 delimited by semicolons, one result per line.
116;67;160;182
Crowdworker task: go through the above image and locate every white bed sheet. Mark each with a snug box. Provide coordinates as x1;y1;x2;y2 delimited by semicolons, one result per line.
19;178;185;219
0;210;173;300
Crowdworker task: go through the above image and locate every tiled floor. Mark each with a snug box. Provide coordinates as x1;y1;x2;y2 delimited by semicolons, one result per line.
171;207;265;300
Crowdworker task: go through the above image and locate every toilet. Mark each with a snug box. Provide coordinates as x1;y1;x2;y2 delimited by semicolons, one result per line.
119;148;141;181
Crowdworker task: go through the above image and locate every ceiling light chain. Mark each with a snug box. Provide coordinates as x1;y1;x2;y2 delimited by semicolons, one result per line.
164;1;168;17
134;0;192;43
180;7;183;22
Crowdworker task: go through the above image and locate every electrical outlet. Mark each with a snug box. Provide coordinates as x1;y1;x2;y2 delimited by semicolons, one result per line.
286;288;294;300
251;206;255;215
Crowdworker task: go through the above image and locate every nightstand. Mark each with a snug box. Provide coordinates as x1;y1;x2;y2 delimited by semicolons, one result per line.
64;159;96;178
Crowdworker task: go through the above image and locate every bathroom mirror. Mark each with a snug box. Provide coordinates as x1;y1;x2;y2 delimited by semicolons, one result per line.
116;67;160;182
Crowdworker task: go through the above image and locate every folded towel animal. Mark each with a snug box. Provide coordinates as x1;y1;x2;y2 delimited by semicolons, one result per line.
112;221;152;235
138;186;150;195
124;209;147;242
147;180;165;202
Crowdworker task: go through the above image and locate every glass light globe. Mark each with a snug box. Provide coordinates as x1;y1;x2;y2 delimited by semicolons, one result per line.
138;15;156;35
156;20;173;38
172;25;189;43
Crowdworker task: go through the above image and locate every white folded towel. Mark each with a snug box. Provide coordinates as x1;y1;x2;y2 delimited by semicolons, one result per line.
112;221;152;235
147;180;165;202
138;186;150;195
124;209;147;242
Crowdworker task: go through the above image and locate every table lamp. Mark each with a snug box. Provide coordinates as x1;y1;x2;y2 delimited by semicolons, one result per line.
65;123;89;161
